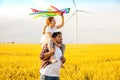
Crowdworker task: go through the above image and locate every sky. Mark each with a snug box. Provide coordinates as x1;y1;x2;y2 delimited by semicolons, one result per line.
0;0;120;44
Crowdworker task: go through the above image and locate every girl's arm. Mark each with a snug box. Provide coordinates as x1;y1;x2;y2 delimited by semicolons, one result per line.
42;25;47;34
56;15;64;29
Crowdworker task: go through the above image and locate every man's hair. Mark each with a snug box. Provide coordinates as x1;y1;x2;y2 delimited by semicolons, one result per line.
52;32;62;38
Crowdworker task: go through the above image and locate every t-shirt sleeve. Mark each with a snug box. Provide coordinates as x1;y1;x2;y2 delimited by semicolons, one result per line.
45;27;51;33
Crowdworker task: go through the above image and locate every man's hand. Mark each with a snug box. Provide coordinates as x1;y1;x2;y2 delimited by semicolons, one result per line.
61;56;66;64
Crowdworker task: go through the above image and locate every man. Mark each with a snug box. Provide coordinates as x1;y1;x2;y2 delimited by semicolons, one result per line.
40;32;66;80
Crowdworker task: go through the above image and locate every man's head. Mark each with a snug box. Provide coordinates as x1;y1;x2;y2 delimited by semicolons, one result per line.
52;32;63;44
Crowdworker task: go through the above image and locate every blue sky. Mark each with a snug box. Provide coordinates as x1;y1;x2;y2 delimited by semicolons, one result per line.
0;0;120;43
1;0;119;8
1;0;119;5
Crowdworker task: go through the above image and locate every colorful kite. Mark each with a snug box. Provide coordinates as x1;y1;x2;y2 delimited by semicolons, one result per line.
30;5;70;18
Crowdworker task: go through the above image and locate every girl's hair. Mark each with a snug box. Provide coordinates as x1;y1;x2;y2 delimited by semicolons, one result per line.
42;17;54;34
46;17;54;25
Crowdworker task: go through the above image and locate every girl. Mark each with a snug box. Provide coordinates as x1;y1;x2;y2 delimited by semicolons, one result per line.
40;14;64;66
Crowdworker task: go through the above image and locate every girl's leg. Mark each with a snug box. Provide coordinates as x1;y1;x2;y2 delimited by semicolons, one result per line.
48;39;57;63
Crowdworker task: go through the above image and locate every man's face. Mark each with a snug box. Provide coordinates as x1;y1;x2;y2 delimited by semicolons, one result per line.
54;34;63;44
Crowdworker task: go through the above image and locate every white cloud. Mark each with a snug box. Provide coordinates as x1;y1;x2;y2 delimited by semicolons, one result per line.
0;5;31;18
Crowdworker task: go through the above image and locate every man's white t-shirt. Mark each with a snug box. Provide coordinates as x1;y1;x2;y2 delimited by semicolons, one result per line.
40;46;62;76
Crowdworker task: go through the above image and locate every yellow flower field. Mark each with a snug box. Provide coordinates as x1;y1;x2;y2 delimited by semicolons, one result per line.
0;44;120;80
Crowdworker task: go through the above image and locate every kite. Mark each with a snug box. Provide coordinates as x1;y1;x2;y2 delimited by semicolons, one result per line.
30;5;70;18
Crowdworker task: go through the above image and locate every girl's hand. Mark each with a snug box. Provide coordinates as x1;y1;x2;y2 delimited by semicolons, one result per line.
60;12;63;16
